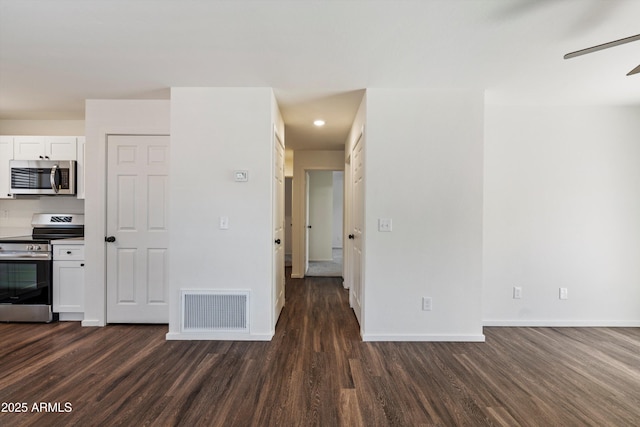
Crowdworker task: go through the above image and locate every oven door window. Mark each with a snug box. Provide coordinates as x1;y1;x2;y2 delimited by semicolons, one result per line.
0;260;51;304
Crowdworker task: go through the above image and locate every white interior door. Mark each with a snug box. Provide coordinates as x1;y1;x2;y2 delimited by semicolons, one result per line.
343;155;352;288
305;171;310;274
350;132;364;326
106;135;170;323
273;131;285;324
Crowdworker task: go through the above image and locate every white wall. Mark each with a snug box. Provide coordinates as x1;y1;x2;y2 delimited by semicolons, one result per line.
291;150;344;278
84;99;171;327
308;170;334;261
484;105;640;326
363;89;485;341
0;120;85;135
168;87;280;340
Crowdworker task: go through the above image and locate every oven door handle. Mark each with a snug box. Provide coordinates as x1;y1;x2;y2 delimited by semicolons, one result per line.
0;252;52;260
50;164;59;193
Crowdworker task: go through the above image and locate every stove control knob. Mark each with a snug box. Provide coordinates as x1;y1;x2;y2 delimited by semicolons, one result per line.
34;245;41;250
27;245;33;250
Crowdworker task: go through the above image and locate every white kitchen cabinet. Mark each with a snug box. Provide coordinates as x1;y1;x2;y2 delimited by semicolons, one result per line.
76;136;85;199
14;136;77;160
53;244;85;314
0;136;15;199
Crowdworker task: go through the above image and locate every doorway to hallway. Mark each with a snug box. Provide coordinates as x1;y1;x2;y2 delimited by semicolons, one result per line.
306;170;344;277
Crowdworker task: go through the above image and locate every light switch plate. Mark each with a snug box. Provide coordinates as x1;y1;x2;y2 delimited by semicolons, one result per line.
513;286;522;299
378;218;392;232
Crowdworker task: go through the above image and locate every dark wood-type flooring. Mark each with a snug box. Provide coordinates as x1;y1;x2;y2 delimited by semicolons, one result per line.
1;271;639;426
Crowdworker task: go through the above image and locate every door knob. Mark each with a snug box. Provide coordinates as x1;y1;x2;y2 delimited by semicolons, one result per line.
275;238;281;245
348;234;355;239
307;225;312;229
105;236;116;243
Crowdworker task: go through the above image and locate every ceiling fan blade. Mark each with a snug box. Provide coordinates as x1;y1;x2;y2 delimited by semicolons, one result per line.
628;64;640;76
564;34;640;59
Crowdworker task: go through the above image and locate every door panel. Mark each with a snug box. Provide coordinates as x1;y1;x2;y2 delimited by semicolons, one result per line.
107;135;170;323
351;132;364;326
117;176;136;229
117;248;136;303
148;176;168;229
273;131;285;324
147;248;167;303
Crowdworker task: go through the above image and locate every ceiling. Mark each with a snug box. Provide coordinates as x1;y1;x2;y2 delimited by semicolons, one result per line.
1;0;639;150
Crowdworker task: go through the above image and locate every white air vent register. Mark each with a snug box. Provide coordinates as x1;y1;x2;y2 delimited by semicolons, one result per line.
181;290;250;333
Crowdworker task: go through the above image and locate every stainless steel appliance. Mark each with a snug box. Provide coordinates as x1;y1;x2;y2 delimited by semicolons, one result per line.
0;214;84;322
9;160;77;195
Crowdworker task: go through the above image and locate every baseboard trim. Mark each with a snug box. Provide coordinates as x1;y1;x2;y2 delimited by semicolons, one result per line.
291;273;304;279
81;319;104;327
362;333;485;342
165;331;274;341
59;313;84;322
484;320;640;327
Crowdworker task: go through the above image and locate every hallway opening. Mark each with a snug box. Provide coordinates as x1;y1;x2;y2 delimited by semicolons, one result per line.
305;170;344;277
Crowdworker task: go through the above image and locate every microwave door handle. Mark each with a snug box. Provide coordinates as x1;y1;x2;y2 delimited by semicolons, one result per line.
50;164;59;193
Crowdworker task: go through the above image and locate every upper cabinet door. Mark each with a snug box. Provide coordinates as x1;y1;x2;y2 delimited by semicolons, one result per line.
48;136;77;160
13;136;46;159
14;136;77;160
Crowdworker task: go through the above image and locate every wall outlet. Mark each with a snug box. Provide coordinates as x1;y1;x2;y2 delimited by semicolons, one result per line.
422;297;432;311
513;286;522;299
559;287;568;300
219;216;229;230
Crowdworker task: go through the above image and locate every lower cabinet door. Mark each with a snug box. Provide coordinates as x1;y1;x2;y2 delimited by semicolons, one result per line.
53;261;85;312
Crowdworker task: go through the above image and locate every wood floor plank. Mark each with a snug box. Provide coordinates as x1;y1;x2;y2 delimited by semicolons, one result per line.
1;270;639;426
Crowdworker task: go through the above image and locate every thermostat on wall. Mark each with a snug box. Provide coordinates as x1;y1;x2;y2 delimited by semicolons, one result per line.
234;170;249;182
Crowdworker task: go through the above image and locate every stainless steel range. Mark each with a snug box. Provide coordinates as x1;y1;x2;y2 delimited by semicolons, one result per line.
0;213;84;322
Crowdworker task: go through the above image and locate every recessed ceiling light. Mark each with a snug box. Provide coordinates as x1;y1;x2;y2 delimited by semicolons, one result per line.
313;119;325;127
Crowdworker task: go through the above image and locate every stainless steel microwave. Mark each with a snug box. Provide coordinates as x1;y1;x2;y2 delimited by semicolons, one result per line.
9;160;77;195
